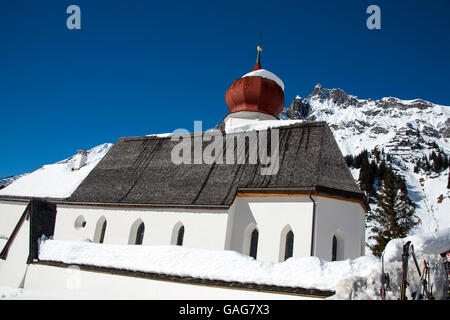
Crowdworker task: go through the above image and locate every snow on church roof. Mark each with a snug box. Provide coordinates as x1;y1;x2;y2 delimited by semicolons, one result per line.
67;122;363;206
0;143;113;199
242;69;285;91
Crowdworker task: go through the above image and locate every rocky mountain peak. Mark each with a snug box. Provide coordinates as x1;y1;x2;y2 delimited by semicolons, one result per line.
284;95;310;120
308;83;329;102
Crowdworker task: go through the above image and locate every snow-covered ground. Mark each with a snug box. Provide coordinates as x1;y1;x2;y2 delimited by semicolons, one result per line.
0;143;112;198
0;286;104;300
37;228;449;300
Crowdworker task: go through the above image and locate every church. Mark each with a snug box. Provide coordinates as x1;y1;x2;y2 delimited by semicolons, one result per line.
0;47;367;299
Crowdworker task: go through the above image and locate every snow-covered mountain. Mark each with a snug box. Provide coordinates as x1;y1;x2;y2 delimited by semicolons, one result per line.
281;84;450;235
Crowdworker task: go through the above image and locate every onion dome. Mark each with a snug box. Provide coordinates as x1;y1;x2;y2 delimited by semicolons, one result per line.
225;46;284;117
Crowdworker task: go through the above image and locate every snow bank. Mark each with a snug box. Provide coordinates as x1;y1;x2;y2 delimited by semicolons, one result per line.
39;238;377;292
383;228;450;263
38;228;449;299
0;143;112;198
332;228;450;300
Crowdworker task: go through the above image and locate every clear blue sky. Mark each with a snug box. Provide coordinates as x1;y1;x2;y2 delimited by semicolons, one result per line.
1;0;449;178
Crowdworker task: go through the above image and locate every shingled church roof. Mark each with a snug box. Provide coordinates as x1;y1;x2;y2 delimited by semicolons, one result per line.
67;122;364;208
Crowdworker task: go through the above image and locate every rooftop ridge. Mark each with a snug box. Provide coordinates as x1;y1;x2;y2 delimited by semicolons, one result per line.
120;121;328;142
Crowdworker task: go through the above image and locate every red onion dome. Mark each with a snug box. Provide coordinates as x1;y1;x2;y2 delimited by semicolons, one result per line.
225;46;284;117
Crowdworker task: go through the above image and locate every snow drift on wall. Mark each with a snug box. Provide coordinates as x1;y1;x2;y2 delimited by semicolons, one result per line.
38;228;449;300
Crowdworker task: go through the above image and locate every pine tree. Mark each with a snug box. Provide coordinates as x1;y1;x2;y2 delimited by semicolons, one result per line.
414;160;420;173
425;157;431;172
367;168;418;257
432;151;441;173
353;150;368;169
447;171;450;189
437;151;448;172
386;154;391;163
378;160;386;178
373;148;380;162
370;160;378;176
344;155;354;167
358;156;376;198
394;184;416;236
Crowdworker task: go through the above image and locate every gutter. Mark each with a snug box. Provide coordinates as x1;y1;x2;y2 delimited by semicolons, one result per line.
0;185;367;211
308;189;317;257
0;196;229;211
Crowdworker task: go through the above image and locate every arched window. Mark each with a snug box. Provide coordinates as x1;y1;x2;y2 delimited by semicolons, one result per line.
99;220;107;243
249;229;258;260
129;219;145;245
176;225;184;246
279;225;294;261
331;231;345;261
243;223;259;259
284;230;294;261
135;222;145;245
171;222;185;246
332;235;338;261
94;216;107;243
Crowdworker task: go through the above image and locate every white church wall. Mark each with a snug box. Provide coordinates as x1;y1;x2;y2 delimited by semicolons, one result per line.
0;201;28;238
0;217;30;288
53;205;230;251
23;263;318;300
228;196;314;262
313;196;366;261
223;111;277;129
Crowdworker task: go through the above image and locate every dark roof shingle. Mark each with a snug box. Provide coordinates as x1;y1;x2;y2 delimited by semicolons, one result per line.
68;122;362;206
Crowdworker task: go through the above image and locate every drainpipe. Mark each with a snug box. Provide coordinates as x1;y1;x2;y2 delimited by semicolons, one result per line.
308;189;317;257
